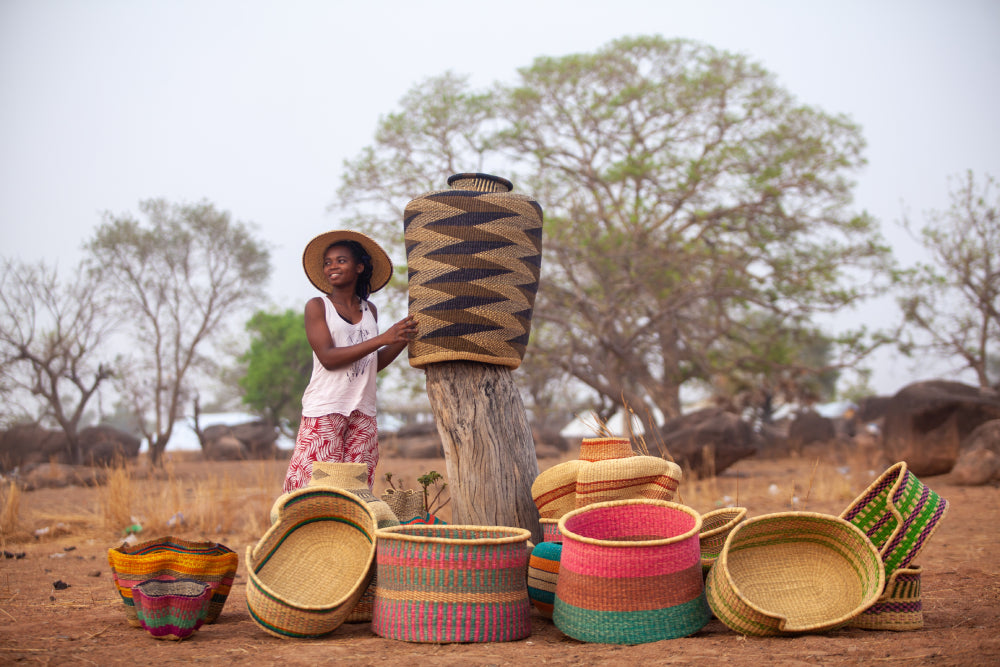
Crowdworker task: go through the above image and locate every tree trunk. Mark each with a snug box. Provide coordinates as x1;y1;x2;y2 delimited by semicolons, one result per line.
425;361;542;543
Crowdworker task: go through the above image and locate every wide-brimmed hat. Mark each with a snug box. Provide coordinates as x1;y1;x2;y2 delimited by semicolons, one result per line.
302;230;393;294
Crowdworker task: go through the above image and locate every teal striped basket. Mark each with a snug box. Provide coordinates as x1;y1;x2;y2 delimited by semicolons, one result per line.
372;525;532;642
527;541;563;618
553;499;710;644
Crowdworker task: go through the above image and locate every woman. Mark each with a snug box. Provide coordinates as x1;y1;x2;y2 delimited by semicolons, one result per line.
283;230;417;492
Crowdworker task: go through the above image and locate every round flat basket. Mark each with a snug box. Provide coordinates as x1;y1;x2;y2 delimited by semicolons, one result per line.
372;524;532;643
132;578;212;640
706;511;885;636
246;488;377;638
553;499;711;644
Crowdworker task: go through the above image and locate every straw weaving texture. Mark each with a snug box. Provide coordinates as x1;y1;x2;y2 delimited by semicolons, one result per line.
574;456;682;509
699;507;748;574
850;565;923;631
132;579;212;640
553;499;710;644
578;437;635;462
403;173;543;370
527;541;563;618
108;537;238;626
381;488;426;524
246;488;376;638
705;512;885;636
840;461;949;575
532;460;582;519
372;525;532;642
539;518;562;542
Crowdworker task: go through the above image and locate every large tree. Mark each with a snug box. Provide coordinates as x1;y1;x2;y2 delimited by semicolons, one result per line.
897;171;1000;388
0;258;115;462
335;36;893;431
86;199;270;464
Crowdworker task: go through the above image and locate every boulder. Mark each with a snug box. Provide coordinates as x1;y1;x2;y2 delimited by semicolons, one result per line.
883;380;1000;477
788;410;837;453
201;421;281;459
0;425;69;471
79;425;141;466
204;435;246;461
950;419;1000;486
656;408;757;477
18;462;107;490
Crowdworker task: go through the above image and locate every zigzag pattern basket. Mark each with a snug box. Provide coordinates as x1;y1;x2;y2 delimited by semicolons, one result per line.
108;537;238;626
840;461;949;575
403;173;543;370
705;512;885;636
132;579;212;640
850;565;924;631
554;499;710;644
246;488;377;638
372;524;532;642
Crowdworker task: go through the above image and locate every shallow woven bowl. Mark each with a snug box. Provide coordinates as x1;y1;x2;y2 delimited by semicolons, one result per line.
108;536;238;626
132;578;212;640
706;511;885;636
372;524;532;643
246;487;377;638
554;499;711;644
699;507;748;574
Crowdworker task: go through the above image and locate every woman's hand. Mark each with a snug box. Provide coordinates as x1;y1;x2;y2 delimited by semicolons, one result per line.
382;315;418;345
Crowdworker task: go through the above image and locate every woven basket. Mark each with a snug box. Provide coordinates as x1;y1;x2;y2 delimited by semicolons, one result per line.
532;460;583;519
132;579;212;641
553;499;710;644
705;512;885;636
539;518;562;542
246;487;377;638
528;541;563;619
578;437;635;462
574;455;682;509
850;565;924;631
372;524;532;642
840;461;949;575
381;488;426;523
699;507;748;575
108;537;238;627
403;173;543;370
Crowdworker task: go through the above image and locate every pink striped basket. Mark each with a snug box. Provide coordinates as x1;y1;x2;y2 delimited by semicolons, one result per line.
553;499;710;644
372;525;532;642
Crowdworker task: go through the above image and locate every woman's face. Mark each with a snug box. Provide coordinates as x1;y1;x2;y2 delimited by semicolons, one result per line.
323;244;363;290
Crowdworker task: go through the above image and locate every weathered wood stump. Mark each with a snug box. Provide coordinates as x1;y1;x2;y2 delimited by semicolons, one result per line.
425;361;542;543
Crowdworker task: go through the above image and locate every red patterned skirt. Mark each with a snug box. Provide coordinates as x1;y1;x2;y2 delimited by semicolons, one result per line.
283;411;379;493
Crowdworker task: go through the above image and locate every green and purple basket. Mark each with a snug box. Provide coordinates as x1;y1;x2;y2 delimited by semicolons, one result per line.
372;524;532;642
850;565;924;631
553;499;710;644
132;578;213;640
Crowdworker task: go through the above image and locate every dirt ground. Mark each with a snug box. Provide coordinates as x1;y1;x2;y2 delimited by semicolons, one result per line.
1;452;998;666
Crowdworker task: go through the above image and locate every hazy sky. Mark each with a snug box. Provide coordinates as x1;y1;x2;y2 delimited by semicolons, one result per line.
2;0;998;396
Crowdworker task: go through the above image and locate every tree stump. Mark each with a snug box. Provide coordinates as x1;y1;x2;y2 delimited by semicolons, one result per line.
425;361;542;543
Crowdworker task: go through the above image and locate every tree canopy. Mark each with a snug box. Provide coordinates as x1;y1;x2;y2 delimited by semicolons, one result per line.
335;36;894;428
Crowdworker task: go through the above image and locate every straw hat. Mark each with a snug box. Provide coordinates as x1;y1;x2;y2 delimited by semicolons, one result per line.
302;229;392;294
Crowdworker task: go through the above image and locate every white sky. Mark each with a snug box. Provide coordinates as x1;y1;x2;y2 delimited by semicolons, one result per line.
2;0;998;396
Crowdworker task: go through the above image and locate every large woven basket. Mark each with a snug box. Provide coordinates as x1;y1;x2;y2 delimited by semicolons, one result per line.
372;524;532;642
403;173;543;370
574;455;682;509
705;512;885;636
850;565;924;631
532;459;583;519
132;579;212;641
699;507;748;575
553;499;710;644
840;461;949;576
108;536;238;626
246;487;377;638
578;437;635;462
527;541;563;619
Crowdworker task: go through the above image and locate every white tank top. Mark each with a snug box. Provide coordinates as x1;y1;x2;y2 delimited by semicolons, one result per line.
300;296;378;418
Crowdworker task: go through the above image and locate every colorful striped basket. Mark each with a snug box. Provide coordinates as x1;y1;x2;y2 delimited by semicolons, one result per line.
840;461;949;576
246;487;377;638
539;518;562;542
574;455;682;509
553;499;710;644
578;437;635;462
132;579;212;640
527;541;563;619
850;565;924;631
705;512;885;636
108;537;238;626
532;459;583;519
699;507;748;575
372;524;532;642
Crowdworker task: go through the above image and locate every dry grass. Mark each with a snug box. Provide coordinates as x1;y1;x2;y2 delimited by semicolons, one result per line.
0;481;22;540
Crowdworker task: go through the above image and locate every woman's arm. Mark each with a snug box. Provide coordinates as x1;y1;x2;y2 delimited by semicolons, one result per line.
304;298;416;371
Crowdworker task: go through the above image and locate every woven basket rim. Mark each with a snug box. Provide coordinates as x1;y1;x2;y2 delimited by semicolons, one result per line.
839;461;908;559
110;535;235;557
133;578;212;599
699;507;748;540
557;499;702;548
715;510;886;632
375;524;531;545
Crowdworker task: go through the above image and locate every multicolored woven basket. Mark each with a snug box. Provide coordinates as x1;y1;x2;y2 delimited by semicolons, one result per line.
403;173;543;370
532;459;583;519
574;455;682;509
705;512;885;636
539;518;562;542
840;461;949;575
527;540;563;619
132;579;212;640
108;536;238;626
246;487;377;638
699;507;748;575
372;524;532;642
578;437;635;462
850;565;924;631
554;499;710;644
